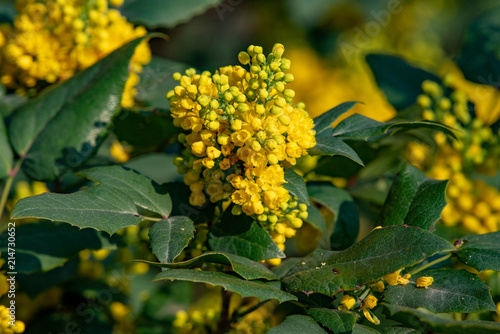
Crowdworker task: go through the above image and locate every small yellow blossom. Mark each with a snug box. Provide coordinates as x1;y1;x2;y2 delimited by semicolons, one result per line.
338;295;355;310
416;276;434;288
370;281;385;293
362;295;380;325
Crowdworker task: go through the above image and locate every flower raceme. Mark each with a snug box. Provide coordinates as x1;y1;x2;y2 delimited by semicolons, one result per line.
0;0;151;107
168;44;316;253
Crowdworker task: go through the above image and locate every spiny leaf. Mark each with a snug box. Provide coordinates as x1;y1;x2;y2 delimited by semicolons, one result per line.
267;315;328;334
308;136;364;166
308;308;358;334
283;168;310;204
313;101;359;135
149;216;194;263
456;231;500;271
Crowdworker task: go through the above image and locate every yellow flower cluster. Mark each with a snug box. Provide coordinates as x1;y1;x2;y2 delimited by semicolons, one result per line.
0;0;151;107
168;44;316;253
407;80;500;234
0;305;25;334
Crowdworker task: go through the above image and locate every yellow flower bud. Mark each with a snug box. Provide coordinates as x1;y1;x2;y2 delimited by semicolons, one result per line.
416;276;434;288
338;295;355;310
283;73;294;83
231;119;242;131
272;43;285;58
238;51;251;65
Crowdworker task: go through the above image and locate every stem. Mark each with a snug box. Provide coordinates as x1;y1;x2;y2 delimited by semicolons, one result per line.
0;158;24;224
216;290;232;334
141;216;163;222
232;300;270;322
410;253;452;276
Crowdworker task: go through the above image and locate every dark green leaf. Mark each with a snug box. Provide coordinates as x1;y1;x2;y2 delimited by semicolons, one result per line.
377;165;448;230
121;0;223;29
149;216;194;263
384;269;496;313
457;6;500;85
305;204;326;233
135;56;190;108
0;221;118;273
332;114;456;142
0;0;16;23
382;327;419;334
384;304;500;334
309;308;358;334
456;231;500;271
208;211;285;262
268;315;328;334
77;166;172;218
113;110;179;147
142;251;278;281
308;183;359;250
283;168;310;204
353;324;382;334
0;117;12;179
0;90;26;117
272;258;301;279
124;153;182;184
313;102;359;135
8;35;151;181
308;136;364;166
12;167;172;234
154;269;296;303
282;226;454;295
366;53;441;110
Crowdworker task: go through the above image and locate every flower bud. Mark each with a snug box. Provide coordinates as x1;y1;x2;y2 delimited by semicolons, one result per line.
238;51;251;65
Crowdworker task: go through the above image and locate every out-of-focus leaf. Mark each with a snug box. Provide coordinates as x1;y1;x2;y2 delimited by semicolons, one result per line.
455;231;500;271
377;165;447;230
282;226;454;295
385;304;500;333
135;56;190;108
0;117;12;179
8;36;152;181
308;183;359;250
120;0;224;29
0;221;119;273
308;308;358;333
267;315;328;334
208;210;285;262
0;0;15;23
457;6;500;86
305;204;326;233
143;251;278;281
366;53;441;110
353;324;382;333
149;216;194;263
154;269;296;303
283;168;310;204
113;109;179;147
313;102;359;135
308;136;364;166
384;269;496;313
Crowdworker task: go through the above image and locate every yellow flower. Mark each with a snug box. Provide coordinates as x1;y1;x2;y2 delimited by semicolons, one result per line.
416;276;434;288
370;281;385;293
383;269;402;286
338;295;355;310
362;295;380;325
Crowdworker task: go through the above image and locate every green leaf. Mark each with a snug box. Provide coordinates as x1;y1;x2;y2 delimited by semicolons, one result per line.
0;117;12;179
313;102;359;135
308;308;358;334
12;166;172;234
384;304;500;334
135;56;190;108
208;211;285;262
113;110;179;147
353;324;382;334
382;327;419;334
0;0;16;24
121;0;224;29
457;6;500;86
308;183;359;250
377;165;448;230
0;221;118;273
282;225;454;295
268;315;328;334
308;136;364;166
142;251;278;281
305;204;326;233
272;258;301;279
332;114;456;142
455;231;500;271
124;153;182;184
384;269;496;313
149;216;194;263
283;168;310;205
365;54;441;110
154;269;296;303
77;166;172;218
8;35;151;181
